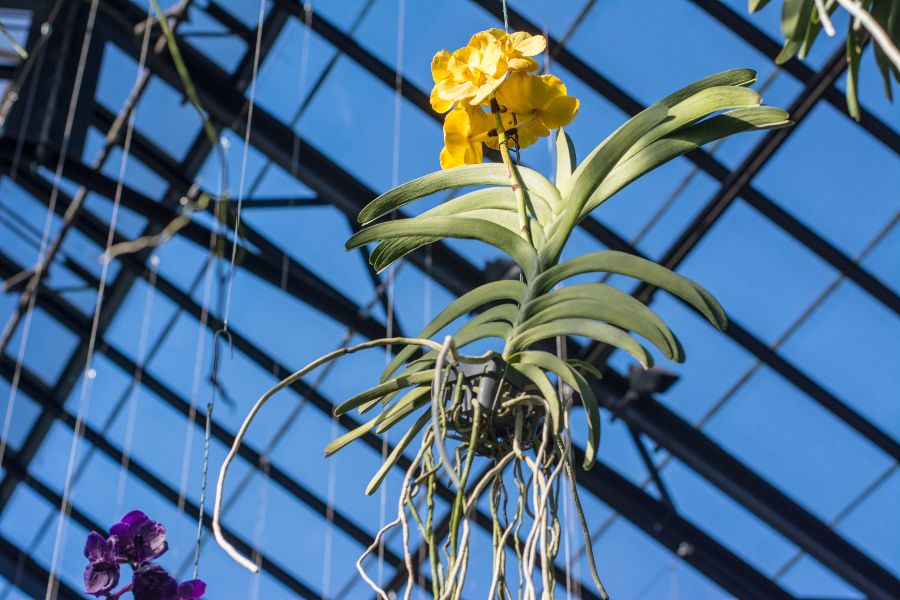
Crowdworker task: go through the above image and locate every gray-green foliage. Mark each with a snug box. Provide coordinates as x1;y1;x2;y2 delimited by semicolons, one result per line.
334;69;790;490
749;0;900;119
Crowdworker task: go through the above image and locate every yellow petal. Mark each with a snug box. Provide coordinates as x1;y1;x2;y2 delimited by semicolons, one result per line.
509;32;547;56
540;95;579;129
430;86;453;113
507;56;540;72
431;50;451;83
494;72;532;114
440;146;464;170
438;78;475;102
470;76;505;106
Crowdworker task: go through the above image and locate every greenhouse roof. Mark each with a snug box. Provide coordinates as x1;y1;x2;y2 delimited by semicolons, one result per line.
0;0;897;598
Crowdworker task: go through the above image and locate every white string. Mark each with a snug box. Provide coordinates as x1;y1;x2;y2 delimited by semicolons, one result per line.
0;0;93;496
222;0;267;330
41;2;120;597
114;255;160;516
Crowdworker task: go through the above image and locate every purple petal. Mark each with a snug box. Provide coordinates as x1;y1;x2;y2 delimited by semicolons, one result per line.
83;532;108;561
176;579;206;599
111;510;168;565
84;561;119;597
133;564;178;600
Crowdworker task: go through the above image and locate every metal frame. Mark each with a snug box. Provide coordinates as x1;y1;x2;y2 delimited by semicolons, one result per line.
0;0;897;598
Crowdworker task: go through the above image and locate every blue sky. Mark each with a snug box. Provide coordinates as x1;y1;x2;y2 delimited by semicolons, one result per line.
0;1;897;598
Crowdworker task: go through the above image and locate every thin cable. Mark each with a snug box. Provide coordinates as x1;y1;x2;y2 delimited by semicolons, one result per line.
191;0;267;579
222;0;266;331
114;255;160;516
40;2;119;597
502;0;510;32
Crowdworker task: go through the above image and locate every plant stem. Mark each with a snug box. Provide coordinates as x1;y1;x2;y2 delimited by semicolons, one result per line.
490;100;533;246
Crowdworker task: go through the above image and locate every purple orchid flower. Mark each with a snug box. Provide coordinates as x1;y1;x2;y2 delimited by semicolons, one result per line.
83;532;120;597
174;579;206;600
132;565;205;600
109;510;168;566
132;565;177;600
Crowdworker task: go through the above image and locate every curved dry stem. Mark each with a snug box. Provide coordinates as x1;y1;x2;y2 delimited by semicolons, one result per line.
213;336;449;572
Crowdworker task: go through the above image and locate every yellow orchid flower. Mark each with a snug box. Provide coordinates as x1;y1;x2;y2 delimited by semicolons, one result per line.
490;72;579;148
430;29;549;113
440;104;494;169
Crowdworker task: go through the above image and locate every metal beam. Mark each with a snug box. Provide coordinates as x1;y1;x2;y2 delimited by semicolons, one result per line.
95;0;485;298
0;355;324;600
572;447;795;600
471;0;899;319
590;373;900;600
0;532;81;600
688;0;900;155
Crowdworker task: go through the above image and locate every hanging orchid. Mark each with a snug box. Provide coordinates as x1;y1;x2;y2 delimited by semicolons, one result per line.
213;27;791;600
83;511;205;600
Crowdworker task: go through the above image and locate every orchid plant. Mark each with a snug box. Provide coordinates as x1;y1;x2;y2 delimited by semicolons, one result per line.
212;28;791;600
83;511;206;600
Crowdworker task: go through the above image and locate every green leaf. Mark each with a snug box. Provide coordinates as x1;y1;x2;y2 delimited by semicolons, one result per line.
775;38;802;65
579;107;791;216
534;251;728;331
517;284;683;361
376;386;432;433
335;370;436;416
324;414;379;457
555;128;577;193
508;318;653;368
346;216;539;279
566;358;605;381
543;103;669;265
658;69;757;108
381;280;525;382
624;86;763;164
366;411;431;495
569;368;602;469
357;164;560;224
506;363;562;433
872;0;896;99
846;28;864;121
782;0;815;41
508;350;600;468
749;0;772;13
418;186;553;225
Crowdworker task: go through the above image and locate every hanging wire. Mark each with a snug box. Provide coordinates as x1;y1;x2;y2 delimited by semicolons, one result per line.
115;254;160;516
40;2;122;596
192;0;267;578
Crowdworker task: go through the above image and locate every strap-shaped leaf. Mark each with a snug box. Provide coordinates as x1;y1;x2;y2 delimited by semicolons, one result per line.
376;386;431;433
381;280;525;382
555;128;577;195
357;163;560;224
517;284;682;361
566;358;604;381
418;186;553;226
366;411;431;495
658;69;757;107
623;86;762;164
579;106;791;217
324;414;379;457
543;103;668;265
506;363;561;433
782;0;815;41
534;251;727;331
510;350;602;468
560;103;668;215
347;216;539;279
508;318;652;368
749;0;772;13
335;370;435;416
